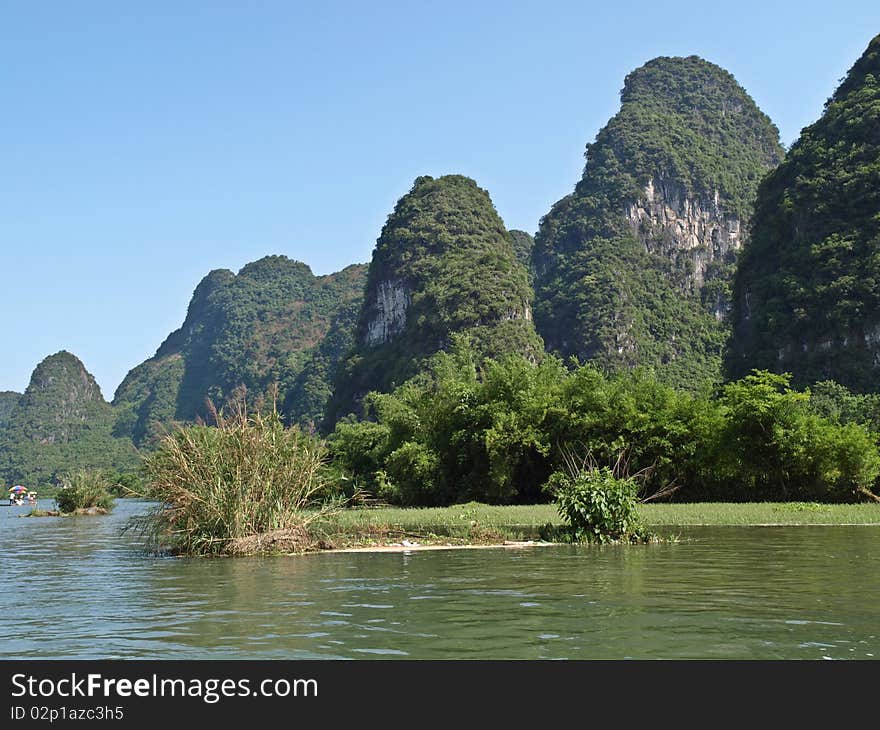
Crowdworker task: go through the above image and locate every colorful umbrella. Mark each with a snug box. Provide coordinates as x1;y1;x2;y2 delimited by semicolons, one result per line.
9;485;27;493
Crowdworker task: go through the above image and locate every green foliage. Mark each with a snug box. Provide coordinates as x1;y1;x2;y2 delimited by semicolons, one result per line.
108;470;145;497
557;363;722;500
716;371;880;501
330;338;562;505
0;352;139;487
55;470;116;513
600;57;783;218
138;399;331;555
325;419;391;496
548;467;647;543
329;340;880;505
281;294;363;431
111;354;184;448
507;229;535;272
326;175;543;426
727;34;880;391
0;391;20;431
113;258;367;447
808;380;880;430
533;56;783;388
328;340;714;505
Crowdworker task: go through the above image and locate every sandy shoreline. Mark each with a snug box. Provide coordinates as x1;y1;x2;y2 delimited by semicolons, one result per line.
318;540;559;554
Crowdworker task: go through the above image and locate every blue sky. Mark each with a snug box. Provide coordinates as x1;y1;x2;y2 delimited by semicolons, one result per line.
2;1;878;397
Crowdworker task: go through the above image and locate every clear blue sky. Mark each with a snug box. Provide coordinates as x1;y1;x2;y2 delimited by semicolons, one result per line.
2;1;878;398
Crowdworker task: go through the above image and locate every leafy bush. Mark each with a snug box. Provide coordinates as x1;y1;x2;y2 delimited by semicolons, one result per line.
326;419;392;498
328;342;880;506
138;401;332;555
548;466;647;543
55;470;116;513
382;441;442;506
807;380;880;430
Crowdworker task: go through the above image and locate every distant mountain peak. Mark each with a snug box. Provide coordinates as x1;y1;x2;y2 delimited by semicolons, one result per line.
325;174;542;426
727;33;880;390
532;55;784;388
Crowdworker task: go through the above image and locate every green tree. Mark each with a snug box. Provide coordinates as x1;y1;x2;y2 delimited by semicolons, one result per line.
717;371;880;500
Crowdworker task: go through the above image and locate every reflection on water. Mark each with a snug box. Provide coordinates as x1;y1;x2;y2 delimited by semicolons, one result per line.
1;500;878;659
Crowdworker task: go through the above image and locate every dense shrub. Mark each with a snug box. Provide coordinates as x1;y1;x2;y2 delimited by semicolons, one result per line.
328;341;880;505
715;371;880;501
548;466;648;543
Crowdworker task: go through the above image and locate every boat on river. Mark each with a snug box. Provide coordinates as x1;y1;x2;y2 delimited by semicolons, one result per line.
4;485;36;506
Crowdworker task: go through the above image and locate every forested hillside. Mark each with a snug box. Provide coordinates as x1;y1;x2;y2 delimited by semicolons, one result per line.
113;256;366;446
727;33;880;391
0;352;138;486
325;175;543;427
532;55;784;387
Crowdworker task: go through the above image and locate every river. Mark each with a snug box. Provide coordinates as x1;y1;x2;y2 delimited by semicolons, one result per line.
1;499;877;659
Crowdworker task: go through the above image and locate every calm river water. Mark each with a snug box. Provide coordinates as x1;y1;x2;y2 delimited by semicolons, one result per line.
1;499;877;659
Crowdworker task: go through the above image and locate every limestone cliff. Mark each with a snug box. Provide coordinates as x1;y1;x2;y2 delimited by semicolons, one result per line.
624;177;743;318
0;352;138;486
325;175;542;427
363;279;411;346
532;55;783;387
113;257;367;446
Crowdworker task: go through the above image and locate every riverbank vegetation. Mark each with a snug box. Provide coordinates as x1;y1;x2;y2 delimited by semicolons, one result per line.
54;469;116;515
315;501;880;549
126;341;880;554
328;341;880;507
136;398;334;555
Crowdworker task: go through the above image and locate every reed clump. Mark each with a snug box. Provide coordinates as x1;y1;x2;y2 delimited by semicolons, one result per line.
55;470;116;514
138;398;333;555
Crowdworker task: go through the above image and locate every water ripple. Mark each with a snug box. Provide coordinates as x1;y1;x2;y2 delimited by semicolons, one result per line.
2;503;879;659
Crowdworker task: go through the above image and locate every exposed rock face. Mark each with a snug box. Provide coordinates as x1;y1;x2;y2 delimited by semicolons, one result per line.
532;55;783;387
364;279;411;346
0;352;138;486
624;177;743;319
726;33;880;392
325;174;542;427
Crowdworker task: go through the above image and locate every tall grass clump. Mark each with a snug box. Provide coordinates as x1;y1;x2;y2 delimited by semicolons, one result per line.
55;470;116;514
138;398;333;555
